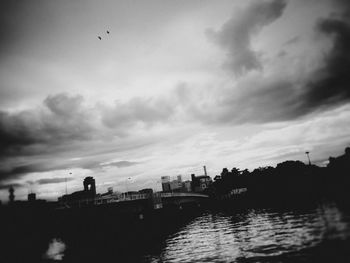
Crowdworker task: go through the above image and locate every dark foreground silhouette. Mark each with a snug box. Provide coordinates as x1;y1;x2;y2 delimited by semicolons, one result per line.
1;147;350;262
205;147;350;208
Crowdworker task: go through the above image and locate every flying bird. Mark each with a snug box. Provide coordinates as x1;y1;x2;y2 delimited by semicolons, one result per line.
107;30;110;34
98;36;102;40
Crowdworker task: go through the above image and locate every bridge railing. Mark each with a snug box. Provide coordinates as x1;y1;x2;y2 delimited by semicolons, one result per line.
95;193;150;204
57;192;208;208
160;192;209;198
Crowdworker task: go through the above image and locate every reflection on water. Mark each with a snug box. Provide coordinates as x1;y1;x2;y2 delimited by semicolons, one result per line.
145;203;350;262
37;202;350;262
44;238;66;261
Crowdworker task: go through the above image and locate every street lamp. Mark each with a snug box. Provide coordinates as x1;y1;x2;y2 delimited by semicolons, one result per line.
305;151;311;165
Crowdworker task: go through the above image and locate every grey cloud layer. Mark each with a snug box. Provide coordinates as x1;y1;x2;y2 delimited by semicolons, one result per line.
0;93;173;183
200;0;350;123
101;97;174;130
101;161;139;168
0;94;95;158
34;177;74;185
0;183;24;190
0;92;174;155
303;13;350;109
206;0;287;75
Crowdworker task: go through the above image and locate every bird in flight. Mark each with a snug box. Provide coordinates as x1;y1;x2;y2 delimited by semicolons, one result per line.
107;30;110;34
98;36;102;40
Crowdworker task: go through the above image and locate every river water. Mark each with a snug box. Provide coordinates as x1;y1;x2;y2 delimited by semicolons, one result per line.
142;202;350;263
41;201;350;262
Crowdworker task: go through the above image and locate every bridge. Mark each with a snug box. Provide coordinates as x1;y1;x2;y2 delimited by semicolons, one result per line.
58;192;209;212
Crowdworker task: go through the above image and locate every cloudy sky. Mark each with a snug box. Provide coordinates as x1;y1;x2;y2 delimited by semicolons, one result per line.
1;0;350;201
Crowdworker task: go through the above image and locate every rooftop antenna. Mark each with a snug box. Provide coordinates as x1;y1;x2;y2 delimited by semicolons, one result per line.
27;181;33;195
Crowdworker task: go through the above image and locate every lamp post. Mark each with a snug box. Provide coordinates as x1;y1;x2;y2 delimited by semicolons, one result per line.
305;151;311;165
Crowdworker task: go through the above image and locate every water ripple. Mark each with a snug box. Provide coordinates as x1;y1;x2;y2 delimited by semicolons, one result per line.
151;203;350;262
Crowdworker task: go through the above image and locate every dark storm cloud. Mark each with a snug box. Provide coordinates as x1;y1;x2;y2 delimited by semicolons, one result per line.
101;161;139;168
0;92;176;160
42;94;95;142
0;159;78;183
221;78;303;124
0;92;172;184
0;156;102;184
0;111;44;152
174;77;303;125
302;15;350;110
8;163;42;175
0;93;99;185
0;93;95;157
0;162;43;182
0;183;24;190
0;155;101;184
206;0;287;75
35;177;74;185
247;0;350;121
196;0;350;124
212;13;350;124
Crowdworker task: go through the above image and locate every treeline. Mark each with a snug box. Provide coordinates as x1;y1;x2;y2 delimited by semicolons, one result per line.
206;147;350;203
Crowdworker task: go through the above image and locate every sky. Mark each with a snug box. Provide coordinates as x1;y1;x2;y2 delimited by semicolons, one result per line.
1;0;350;201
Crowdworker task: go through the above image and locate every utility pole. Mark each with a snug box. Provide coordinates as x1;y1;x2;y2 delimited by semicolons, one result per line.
305;151;311;165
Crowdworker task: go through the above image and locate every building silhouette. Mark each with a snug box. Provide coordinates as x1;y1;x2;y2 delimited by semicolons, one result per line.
191;174;212;192
83;176;96;195
161;176;171;192
28;193;36;202
58;176;97;204
160;175;192;192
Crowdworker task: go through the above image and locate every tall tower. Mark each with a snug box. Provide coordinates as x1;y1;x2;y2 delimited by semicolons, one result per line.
83;177;96;196
161;176;171;192
305;151;311;165
9;186;15;203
